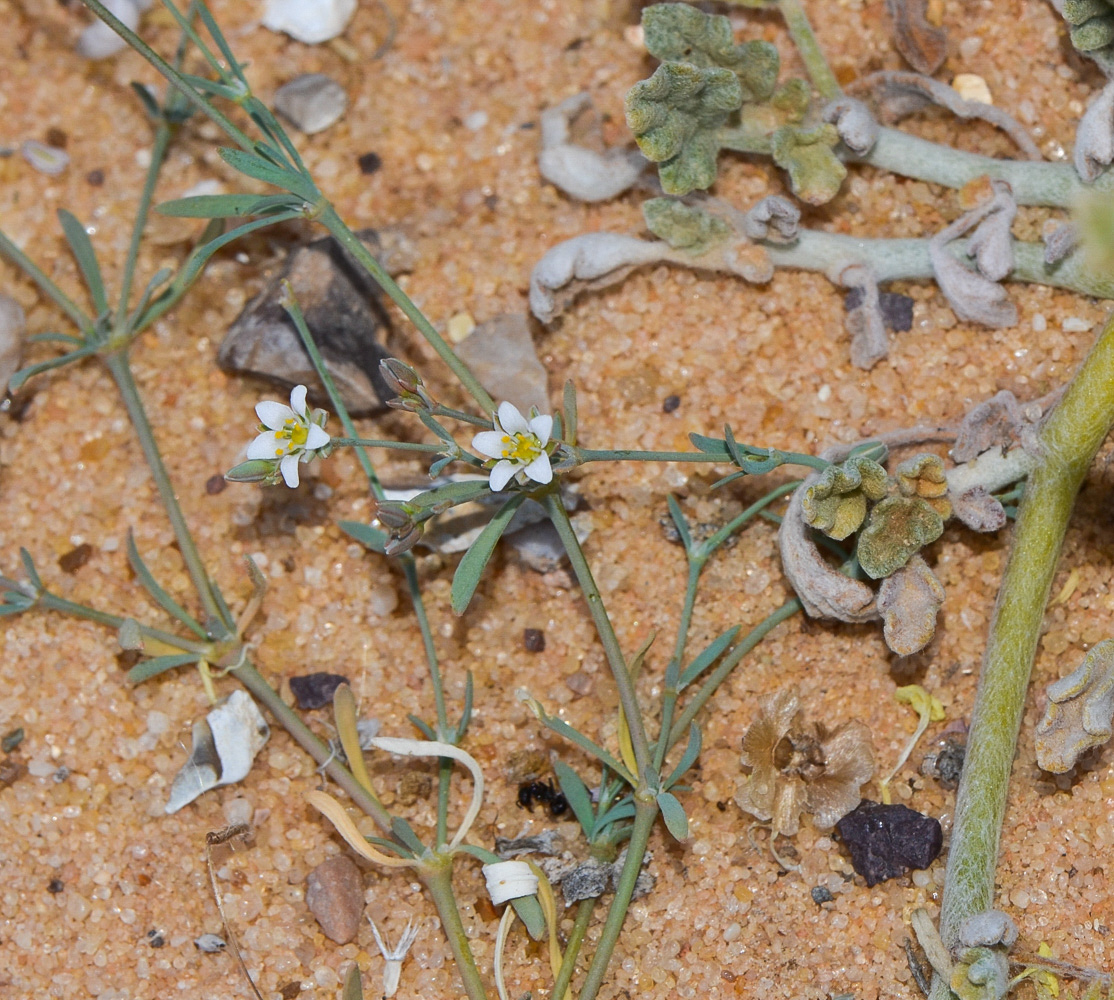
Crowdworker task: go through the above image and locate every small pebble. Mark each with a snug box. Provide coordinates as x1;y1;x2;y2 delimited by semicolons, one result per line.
146;929;166;948
58;543;93;573
357;151;382;175
47;878;65;894
0;293;24;394
76;0;139;60
262;0;356;44
194;934;226;953
289;672;348;710
223;797;254;828
1031;313;1047;333
662;394;681;413
463;110;489;131
2;728;24;753
454;313;548;414
305;856;364;944
44;127;68;149
85;169;105;187
565;670;594;696
1062;316;1092;333
205;474;227;496
810;886;834;905
952;73;993;105
523;628;546;652
274;74;348;135
21;140;70;176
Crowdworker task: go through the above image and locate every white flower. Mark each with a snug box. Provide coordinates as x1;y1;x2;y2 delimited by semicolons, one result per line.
471;401;554;491
482;860;539;904
245;385;330;488
368;918;419;998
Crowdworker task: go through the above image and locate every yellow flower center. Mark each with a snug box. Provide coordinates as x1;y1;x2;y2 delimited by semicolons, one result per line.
271;417;309;457
501;431;542;465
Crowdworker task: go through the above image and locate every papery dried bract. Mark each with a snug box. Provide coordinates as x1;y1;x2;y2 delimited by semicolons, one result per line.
966;181;1017;282
1036;639;1114;772
1075;80;1114;182
886;0;947;74
822;97;879;155
1043;221;1080;265
951;389;1036;461
742;196;801;243
877;554;946;656
839;265;891;369
950;486;1007;533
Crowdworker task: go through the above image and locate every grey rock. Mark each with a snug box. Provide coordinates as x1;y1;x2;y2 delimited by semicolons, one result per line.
504;520;567;573
561;858;611;905
454;313;549;415
306;855;364;944
0;293;26;394
219;230;400;415
274;74;348;135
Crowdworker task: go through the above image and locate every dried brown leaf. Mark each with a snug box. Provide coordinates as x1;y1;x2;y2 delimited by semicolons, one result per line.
886;0;948;74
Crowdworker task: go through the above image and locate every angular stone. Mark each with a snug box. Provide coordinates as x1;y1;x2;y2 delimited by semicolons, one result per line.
306;855;364;944
274;74;348;135
454;313;549;415
219;231;398;416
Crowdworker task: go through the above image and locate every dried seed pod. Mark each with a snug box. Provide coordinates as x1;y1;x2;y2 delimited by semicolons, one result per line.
886;0;947;74
839;265;891;370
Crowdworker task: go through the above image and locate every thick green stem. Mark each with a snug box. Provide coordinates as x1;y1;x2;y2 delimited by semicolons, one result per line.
544;493;654;782
930;316;1114;996
551;897;597;1000
103;352;230;632
777;0;840;100
576;800;658;1000
318;207;496;415
420;860;489;1000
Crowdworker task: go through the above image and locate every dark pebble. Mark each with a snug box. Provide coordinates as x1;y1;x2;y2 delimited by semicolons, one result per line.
279;983;303;999
289;672;349;710
810;885;834;904
2;727;24;753
116;649;141;672
205;474;227;496
662;394;681;413
146;929;166;948
843;289;915;333
929;736;966;789
835;800;943;887
58;543;93;573
47;878;64;894
44;127;68;149
523;628;546;652
357;151;382;175
85;169;105;187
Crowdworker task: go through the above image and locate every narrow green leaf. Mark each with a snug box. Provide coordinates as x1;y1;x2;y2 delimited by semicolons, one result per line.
8;344;101;392
534;712;633;785
455;671;474;742
709;470;748;490
218;148;317;201
366;836;413;858
126;267;173;328
391;817;426;854
407;714;437;741
57;210;108;315
678;625;741;689
666;494;693;553
563;379;578;446
130;81;162;121
511;893;547;941
193;0;249;81
126;531;208;640
28;332;83;347
656;791;689;840
456;843;501;864
0;596;36;617
0;227;90;331
593;799;636;834
688;432;731;457
451;494;526;615
127;652;200;684
19;549;42;592
664;724;703;790
553;760;595;838
342;963;364;1000
156;193;300;218
338;520;389;554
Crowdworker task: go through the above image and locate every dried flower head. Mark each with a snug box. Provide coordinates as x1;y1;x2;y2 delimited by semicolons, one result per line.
735;687;874;837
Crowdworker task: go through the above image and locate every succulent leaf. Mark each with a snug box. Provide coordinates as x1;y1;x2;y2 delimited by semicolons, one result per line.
857;497;945;580
770;123;847;205
801;457;889;540
642;198;730;254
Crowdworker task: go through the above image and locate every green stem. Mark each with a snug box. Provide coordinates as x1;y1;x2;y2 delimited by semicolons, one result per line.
668;599;801;751
318;206;496;415
0;229;91;333
231;661;392;831
576;800;658;1000
544;493;654;782
777;0;840;100
550;897;597;1000
931;316;1114;992
699;480;800;556
334;437;445;452
573;447;825;469
103;352;230;633
420;859;489;1000
654;560;701;774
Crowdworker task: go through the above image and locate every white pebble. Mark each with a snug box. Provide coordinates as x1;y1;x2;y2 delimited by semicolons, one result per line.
958;36;983;59
21;140;69;176
28;758;57;778
145;710;170;736
817;383;832;402
1062;316;1091;332
75;0;140;60
1031;313;1047;333
274;74;348;135
262;0;356;44
463;110;488;131
0;293;25;393
222;796;254;827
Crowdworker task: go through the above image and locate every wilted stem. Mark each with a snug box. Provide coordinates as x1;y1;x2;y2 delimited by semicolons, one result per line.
930;315;1114;997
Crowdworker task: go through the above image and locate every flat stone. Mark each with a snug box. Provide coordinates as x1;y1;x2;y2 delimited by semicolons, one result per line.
274;74;348;135
454;312;549;414
305;855;364;944
218;230;400;415
288;671;348;711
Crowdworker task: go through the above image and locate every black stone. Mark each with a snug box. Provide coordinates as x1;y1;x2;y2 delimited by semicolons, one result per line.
357;151;382;175
146;929;166;948
810;885;834;904
47;878;64;894
662;394;681;413
843;289;915;333
289;672;349;711
58;543;92;573
523;628;546;652
835;800;943;887
205;474;227;496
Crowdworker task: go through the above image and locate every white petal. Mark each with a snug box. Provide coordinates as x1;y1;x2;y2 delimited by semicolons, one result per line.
289;384;309;416
472;430;507;459
524;452;553;485
489;460;518;492
247;431;283;460
528;413;553;445
279;453;301;488
496;400;529;436
256;400;294;430
305;424;331;450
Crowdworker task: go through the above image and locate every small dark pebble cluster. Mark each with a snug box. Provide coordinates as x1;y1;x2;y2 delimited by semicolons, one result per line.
146;929;166;948
835;800;943;887
810;885;834;905
843;288;915;332
289;672;349;711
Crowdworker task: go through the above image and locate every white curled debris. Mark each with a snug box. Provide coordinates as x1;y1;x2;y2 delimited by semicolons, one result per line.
837;264;890;370
950;389;1042;461
262;0;356;44
822;97;879;155
742;196;801;242
1036;639;1114;773
848;71;1042;160
538;93;646;202
1043;221;1079;265
529;233;671;323
76;0;140;59
165;691;270;813
1075;80;1114;182
20;140;69;177
0;292;26;395
928;180;1018;327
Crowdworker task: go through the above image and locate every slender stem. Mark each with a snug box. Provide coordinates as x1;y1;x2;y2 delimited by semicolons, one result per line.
420;860;489;1000
654;560;702;774
34;590;209;654
334;437;445;452
103;352;230;632
318;206;497;415
231;661;392;831
544;493;654;782
430;403;490;427
550;897;598;1000
699;480;800;556
668;599;801;750
576;800;658;1000
777;0;840;100
931;316;1114;993
116;121;172;325
574;447;824;469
